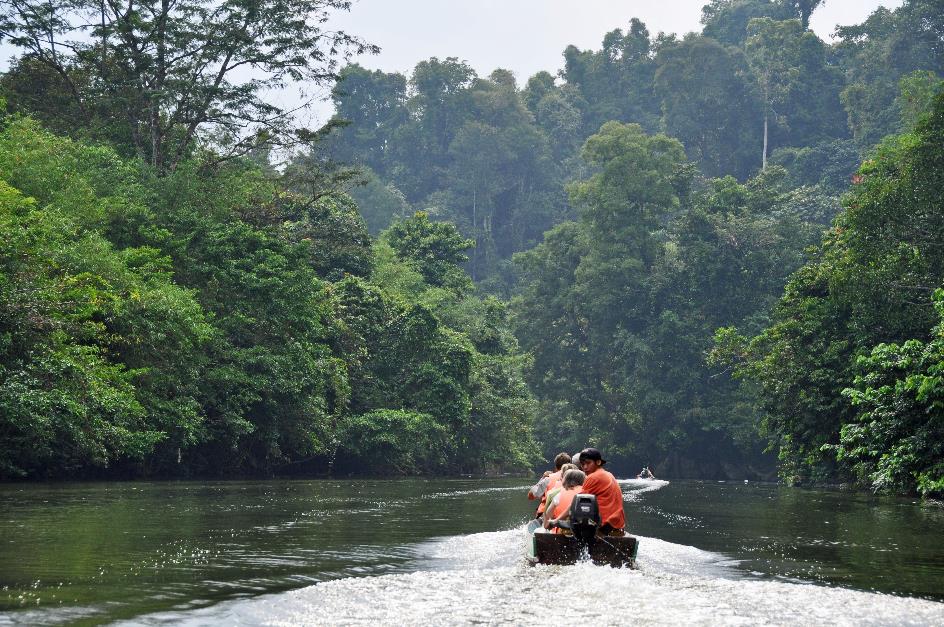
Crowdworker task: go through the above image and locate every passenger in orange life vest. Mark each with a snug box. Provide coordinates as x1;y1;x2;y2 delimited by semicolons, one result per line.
527;452;571;518
577;447;625;534
543;468;586;533
540;462;577;521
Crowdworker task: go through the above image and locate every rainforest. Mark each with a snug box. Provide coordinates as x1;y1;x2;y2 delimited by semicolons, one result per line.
0;0;942;498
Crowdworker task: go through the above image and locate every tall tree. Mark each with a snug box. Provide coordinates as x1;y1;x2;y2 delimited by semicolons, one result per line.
514;123;692;462
559;19;661;134
745;19;803;169
328;64;408;174
654;35;761;179
0;0;375;170
701;0;794;46
779;0;825;29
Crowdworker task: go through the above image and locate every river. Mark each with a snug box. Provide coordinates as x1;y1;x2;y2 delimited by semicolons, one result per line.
1;478;942;625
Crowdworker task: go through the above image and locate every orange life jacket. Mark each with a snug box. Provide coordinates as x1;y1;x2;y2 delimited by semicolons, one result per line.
550;486;581;533
536;470;562;515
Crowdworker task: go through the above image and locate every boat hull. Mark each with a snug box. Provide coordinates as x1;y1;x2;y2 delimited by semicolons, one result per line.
529;531;638;568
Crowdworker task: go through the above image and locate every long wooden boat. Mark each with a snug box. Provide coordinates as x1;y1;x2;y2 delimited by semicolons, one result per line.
527;529;638;568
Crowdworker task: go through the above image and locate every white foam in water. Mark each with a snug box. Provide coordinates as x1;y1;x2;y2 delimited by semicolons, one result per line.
619;478;670;488
122;481;944;626
150;521;944;627
619;478;671;501
421;486;523;499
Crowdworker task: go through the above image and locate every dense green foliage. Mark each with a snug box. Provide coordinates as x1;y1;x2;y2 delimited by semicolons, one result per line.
0;117;536;478
3;0;534;478
836;1;944;146
838;294;944;497
512;124;819;476
311;0;943;491
718;91;944;495
320;0;917;278
2;0;942;491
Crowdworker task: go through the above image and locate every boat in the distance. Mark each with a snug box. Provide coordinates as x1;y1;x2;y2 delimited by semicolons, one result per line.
526;494;638;567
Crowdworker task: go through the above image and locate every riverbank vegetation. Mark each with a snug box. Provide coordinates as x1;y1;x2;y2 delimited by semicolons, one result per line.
0;0;942;495
713;93;944;496
0;115;537;478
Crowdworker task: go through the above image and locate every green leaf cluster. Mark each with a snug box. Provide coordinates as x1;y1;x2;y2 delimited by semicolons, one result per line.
0;119;211;476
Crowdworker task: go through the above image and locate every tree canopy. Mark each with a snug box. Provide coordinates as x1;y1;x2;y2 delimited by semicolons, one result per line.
0;0;377;170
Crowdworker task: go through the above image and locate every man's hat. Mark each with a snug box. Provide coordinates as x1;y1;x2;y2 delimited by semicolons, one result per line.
579;447;606;465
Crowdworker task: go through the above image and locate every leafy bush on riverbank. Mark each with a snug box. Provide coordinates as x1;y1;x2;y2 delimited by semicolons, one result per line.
838;294;944;497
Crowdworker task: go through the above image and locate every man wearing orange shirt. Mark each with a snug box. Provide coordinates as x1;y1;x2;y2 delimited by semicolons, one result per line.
577;447;625;534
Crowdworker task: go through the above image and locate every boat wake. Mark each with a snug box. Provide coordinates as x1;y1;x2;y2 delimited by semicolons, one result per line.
108;479;944;626
132;523;944;626
619;477;670;501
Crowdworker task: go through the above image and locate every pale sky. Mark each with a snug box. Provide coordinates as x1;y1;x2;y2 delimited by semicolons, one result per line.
327;0;903;85
0;0;905;128
293;0;903;124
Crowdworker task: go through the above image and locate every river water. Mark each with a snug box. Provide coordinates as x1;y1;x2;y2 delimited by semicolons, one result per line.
1;478;943;625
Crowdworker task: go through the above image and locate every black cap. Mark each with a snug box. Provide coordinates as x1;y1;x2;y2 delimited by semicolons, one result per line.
579;447;606;465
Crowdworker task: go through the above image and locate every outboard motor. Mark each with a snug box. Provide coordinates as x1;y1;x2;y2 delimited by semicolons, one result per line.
568;493;600;544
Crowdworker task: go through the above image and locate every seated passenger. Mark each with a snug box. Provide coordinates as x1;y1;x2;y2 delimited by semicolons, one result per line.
541;462;577;521
528;452;571;518
543;468;586;533
637;465;655;479
577;447;625;535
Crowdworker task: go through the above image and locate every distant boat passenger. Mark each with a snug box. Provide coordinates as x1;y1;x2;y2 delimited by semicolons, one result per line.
637;465;656;480
541;463;578;523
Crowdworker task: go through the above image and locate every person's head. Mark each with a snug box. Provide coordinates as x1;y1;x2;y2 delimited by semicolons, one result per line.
553;452;572;470
558;463;578;475
562;469;586;489
571;452;581;467
578;448;606;474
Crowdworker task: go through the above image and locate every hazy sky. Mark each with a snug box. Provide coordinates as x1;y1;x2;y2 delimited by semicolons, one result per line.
291;0;903;123
0;0;905;126
328;0;903;83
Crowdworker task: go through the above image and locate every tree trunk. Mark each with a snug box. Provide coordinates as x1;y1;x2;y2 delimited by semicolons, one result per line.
762;110;768;170
471;183;477;282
